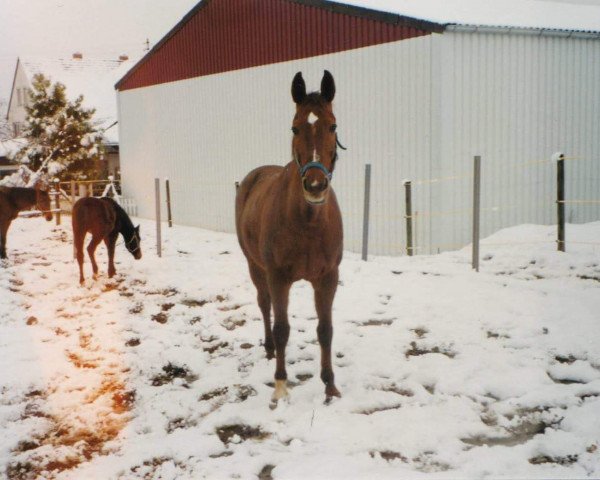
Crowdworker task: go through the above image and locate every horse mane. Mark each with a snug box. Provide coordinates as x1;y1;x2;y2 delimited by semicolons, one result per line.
102;197;135;234
301;92;327;108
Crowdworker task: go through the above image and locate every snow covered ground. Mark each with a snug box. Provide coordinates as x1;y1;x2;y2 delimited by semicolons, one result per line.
1;215;599;479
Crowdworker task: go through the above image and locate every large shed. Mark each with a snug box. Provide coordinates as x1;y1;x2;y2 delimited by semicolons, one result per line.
116;0;600;255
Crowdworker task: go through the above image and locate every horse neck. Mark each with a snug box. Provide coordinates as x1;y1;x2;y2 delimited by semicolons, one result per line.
113;203;134;238
282;162;330;225
11;188;37;212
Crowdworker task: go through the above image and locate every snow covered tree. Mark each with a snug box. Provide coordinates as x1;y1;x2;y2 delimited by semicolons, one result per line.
13;73;104;180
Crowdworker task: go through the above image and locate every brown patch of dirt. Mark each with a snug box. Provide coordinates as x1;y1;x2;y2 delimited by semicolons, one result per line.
411;327;428;338
129;302;144;314
370;450;408;462
167;416;197;433
218;303;245;312
151;363;198;387
67;351;98;369
25;316;38;326
405;341;456;359
529;454;578;465
151;312;168;324
125;338;140;347
181;298;208;308
203;341;229;354
216;424;269;445
161;303;175;312
258;464;276;479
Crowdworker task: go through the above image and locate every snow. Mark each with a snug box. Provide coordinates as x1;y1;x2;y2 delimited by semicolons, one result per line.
0;217;599;479
342;0;600;32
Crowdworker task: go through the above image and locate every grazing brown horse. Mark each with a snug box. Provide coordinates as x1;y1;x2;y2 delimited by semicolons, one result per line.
72;197;141;284
236;71;344;403
0;186;52;260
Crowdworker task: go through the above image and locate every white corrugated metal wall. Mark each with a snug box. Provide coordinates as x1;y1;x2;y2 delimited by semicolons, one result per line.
118;35;434;255
430;29;600;252
117;29;600;256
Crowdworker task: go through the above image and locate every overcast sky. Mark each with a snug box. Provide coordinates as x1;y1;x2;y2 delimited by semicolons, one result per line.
0;0;198;110
2;0;600;114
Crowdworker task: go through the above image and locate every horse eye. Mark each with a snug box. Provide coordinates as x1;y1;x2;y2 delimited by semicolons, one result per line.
291;127;299;135
330;124;337;132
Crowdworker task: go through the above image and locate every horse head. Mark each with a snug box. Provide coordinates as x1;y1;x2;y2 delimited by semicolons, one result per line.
126;225;142;260
291;70;339;206
35;188;53;221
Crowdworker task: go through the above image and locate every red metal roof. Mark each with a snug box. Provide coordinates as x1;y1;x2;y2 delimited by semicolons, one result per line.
116;0;441;91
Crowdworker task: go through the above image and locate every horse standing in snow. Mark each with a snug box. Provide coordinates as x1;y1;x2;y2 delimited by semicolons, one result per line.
236;70;344;403
72;197;141;284
0;186;53;260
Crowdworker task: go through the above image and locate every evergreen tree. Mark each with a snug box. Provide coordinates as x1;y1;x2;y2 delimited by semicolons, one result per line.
14;73;104;180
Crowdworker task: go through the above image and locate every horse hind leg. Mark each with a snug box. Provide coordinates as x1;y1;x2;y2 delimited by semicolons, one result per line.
0;220;9;260
87;234;103;280
104;232;118;278
248;263;274;359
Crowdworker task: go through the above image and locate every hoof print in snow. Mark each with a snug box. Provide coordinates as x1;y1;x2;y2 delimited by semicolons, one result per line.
14;440;40;453
370;451;408;462
547;373;585;385
405;341;456;359
151;312;168;324
258;464;276;480
529;454;578;466
411;327;428;338
181;298;208;308
240;342;253;350
359;404;402;415
167;416;197;433
296;373;313;383
209;450;234;459
216;424;268;445
413;453;450;472
161;303;175;312
357;318;395;327
381;384;414;397
126;338;141;347
554;354;577;364
203;341;229;355
151;363;197;387
26;316;38;326
219;250;230;255
200;386;229;401
486;330;509;339
130;457;187;477
129;303;144;314
219;303;244;312
221;316;246;331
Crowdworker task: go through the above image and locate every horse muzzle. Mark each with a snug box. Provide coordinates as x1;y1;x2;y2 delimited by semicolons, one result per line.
302;176;329;205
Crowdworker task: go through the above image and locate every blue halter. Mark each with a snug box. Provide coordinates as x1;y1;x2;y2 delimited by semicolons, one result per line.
299;160;332;180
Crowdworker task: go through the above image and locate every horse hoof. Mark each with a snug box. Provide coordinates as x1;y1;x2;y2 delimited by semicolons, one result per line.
325;385;341;403
271;379;289;404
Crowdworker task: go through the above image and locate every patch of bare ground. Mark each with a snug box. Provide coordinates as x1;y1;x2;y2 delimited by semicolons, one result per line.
128;457;188;478
356;318;395;327
215;424;269;445
405;341;456;359
199;385;257;402
370;451;408;462
221;316;246;331
151;363;198;387
258;464;276;479
529;454;578;465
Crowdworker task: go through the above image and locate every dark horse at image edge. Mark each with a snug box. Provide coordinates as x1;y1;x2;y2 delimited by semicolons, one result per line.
236;70;344;404
0;186;53;260
72;197;141;284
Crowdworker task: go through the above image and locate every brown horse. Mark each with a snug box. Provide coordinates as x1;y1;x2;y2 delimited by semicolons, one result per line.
0;186;52;260
72;197;141;284
236;70;344;403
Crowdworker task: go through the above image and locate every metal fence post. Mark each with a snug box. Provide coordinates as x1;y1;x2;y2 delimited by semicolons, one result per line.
404;181;413;256
362;164;372;261
472;156;481;272
556;152;565;252
165;178;173;228
155;178;162;257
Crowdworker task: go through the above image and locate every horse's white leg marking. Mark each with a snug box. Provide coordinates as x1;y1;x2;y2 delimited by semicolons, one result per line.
272;379;289;402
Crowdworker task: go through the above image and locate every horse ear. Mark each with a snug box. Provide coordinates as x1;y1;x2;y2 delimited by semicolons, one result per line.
321;70;335;103
291;72;306;104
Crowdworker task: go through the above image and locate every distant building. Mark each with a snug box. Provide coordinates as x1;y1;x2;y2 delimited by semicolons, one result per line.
6;54;132;179
0;139;25;179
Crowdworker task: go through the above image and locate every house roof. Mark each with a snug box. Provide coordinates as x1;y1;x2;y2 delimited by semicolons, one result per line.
17;56;135;144
337;0;600;34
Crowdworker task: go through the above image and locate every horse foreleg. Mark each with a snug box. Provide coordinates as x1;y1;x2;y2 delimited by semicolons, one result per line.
87;235;103;279
268;271;292;402
248;263;274;359
313;269;341;401
0;220;8;259
104;232;118;278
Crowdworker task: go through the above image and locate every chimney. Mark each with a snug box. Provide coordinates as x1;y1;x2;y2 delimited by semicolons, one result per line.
72;52;83;60
118;54;129;62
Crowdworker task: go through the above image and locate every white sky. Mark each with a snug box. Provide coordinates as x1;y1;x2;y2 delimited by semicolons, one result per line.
0;0;198;111
2;0;600;115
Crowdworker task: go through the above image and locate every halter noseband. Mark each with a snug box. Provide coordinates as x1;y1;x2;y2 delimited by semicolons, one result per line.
125;232;140;252
294;134;346;181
